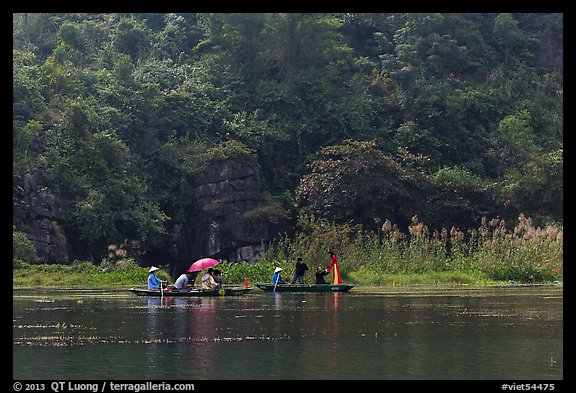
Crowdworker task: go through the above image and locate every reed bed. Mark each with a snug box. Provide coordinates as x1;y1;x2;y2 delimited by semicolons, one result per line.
264;213;563;284
13;213;562;287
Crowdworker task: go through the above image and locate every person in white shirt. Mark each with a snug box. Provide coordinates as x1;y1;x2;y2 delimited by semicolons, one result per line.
172;271;195;290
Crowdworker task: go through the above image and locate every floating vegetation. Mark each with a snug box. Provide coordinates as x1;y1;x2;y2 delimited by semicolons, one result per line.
14;334;293;347
14;323;84;329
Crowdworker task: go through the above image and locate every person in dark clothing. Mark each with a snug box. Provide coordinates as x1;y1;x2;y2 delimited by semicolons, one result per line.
212;269;223;289
291;257;309;285
315;266;330;284
187;270;200;288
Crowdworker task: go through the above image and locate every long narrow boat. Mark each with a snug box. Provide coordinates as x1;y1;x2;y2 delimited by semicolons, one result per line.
255;283;354;292
129;286;253;297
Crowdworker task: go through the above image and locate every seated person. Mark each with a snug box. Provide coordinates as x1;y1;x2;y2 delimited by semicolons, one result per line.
172;271;196;291
315;266;330;284
201;268;219;290
212;269;224;289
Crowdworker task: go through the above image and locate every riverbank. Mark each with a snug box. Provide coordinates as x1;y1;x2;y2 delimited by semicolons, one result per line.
12;260;562;289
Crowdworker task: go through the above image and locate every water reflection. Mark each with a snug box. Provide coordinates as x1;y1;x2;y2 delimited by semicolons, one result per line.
13;288;563;380
325;293;340;379
272;292;281;311
189;298;219;375
142;296;223;377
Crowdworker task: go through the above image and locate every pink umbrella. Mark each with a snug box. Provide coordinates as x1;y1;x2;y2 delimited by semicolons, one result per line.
188;258;220;272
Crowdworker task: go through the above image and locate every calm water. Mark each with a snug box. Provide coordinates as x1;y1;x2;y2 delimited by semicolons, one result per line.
13;286;563;380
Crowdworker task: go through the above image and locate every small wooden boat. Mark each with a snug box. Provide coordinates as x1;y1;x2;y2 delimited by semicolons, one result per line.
129;286;253;297
255;283;354;292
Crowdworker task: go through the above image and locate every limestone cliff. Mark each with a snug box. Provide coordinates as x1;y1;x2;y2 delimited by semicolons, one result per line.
13;171;69;264
14;160;276;268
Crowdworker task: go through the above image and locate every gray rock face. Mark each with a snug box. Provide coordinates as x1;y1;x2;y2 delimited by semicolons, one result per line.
189;160;270;262
16;171;69;264
15;159;274;268
531;14;563;71
155;159;274;270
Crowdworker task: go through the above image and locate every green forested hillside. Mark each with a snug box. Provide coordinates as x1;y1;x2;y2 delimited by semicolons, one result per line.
13;13;563;264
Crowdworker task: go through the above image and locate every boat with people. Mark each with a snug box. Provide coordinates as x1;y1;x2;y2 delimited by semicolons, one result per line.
255;283;354;292
129;286;253;297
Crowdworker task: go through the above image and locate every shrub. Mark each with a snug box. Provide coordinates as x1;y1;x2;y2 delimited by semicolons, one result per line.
13;226;38;265
490;264;557;283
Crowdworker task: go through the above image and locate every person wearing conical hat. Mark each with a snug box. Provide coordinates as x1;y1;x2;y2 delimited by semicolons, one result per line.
147;266;167;290
271;267;287;285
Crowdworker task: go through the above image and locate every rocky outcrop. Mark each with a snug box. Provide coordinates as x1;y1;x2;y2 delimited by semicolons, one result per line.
190;161;269;261
154;159;275;271
14;160;275;269
529;14;563;70
13;171;69;264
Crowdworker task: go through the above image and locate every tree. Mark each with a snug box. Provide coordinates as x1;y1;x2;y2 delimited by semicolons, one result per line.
12;13;563;263
494;110;538;168
114;16;151;61
297;140;429;231
64;132;168;259
500;149;563;221
493;13;530;65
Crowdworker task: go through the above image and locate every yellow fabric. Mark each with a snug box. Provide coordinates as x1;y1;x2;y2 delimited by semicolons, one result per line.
201;275;218;290
331;263;341;285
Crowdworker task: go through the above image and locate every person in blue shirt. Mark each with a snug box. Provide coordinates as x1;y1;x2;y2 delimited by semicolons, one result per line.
271;267;287;285
148;266;167;290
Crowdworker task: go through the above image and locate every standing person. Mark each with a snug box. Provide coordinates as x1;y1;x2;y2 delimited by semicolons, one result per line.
315;266;330;284
291;257;309;285
147;266;167;290
326;251;342;285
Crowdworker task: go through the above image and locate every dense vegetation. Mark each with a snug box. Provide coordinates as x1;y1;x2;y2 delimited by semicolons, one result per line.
14;212;563;286
13;13;562;277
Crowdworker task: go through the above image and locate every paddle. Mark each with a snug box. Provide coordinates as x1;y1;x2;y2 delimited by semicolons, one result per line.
273;273;280;292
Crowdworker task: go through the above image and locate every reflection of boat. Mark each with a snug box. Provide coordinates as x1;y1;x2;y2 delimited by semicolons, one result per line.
255;283;354;292
129;286;253;297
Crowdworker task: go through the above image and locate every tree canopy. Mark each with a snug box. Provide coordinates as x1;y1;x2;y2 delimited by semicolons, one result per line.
13;13;563;262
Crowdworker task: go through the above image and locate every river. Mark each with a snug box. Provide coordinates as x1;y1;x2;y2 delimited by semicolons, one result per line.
13;286;562;380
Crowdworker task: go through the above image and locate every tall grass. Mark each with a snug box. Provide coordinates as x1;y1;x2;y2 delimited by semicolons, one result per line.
264;213;563;284
13;213;562;288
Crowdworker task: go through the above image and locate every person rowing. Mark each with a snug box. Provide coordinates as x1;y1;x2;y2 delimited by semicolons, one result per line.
147;266;167;290
272;267;288;286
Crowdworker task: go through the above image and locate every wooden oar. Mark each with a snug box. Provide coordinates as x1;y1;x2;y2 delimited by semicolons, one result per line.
273;273;280;292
